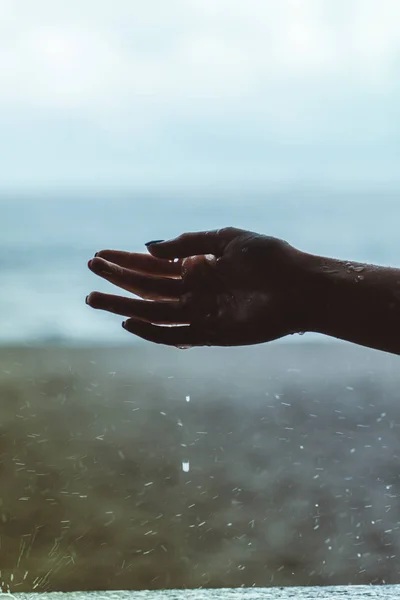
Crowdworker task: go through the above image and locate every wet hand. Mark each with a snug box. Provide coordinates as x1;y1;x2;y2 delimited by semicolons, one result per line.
86;227;308;348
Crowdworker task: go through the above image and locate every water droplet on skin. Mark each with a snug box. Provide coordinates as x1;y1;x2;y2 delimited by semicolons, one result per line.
321;266;340;274
345;262;365;273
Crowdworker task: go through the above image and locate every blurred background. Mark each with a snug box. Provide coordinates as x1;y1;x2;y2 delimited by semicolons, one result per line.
1;0;400;592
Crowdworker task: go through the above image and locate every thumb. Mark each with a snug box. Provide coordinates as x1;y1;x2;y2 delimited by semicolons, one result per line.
145;228;241;259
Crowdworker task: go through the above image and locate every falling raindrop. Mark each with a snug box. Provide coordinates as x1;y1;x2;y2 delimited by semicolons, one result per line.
182;460;190;472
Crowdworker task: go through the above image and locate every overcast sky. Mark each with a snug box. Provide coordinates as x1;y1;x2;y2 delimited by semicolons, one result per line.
1;0;399;191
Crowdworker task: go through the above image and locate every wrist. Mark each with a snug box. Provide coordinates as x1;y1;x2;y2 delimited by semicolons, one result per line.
295;251;375;336
283;245;400;354
291;251;337;334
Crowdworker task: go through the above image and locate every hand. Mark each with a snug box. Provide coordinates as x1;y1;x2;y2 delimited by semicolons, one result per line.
86;227;309;348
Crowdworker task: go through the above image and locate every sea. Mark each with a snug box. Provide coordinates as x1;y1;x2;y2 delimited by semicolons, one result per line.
1;189;399;347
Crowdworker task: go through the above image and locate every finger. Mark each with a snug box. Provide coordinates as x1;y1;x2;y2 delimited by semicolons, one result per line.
181;255;223;293
88;257;184;300
94;250;182;277
146;227;243;259
122;319;208;347
86;292;190;324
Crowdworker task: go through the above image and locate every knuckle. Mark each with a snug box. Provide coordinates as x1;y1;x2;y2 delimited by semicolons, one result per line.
127;270;143;288
220;226;238;236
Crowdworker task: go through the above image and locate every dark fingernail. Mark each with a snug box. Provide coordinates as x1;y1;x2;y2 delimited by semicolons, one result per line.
145;239;164;247
122;321;127;329
94;252;99;257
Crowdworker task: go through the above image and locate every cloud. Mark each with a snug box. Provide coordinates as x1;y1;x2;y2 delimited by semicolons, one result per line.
0;0;399;189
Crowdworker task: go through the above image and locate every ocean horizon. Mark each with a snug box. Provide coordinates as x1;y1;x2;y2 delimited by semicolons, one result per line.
2;189;399;346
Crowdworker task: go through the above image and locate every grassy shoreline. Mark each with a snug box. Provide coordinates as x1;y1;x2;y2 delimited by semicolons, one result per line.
0;342;399;591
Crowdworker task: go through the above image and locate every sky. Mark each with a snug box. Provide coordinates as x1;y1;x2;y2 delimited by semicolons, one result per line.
1;0;400;191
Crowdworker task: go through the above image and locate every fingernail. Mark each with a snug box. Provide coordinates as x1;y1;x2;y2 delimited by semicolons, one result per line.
88;259;93;268
94;252;99;257
145;239;164;247
85;295;90;305
122;321;127;329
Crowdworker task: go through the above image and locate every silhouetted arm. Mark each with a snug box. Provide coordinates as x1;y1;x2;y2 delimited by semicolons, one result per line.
302;253;400;355
87;227;400;356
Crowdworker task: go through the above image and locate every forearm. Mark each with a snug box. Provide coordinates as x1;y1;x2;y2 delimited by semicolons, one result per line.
300;253;400;355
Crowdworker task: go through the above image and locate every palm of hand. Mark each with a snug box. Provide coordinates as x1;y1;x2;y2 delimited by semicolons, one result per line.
87;228;303;347
180;235;299;346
